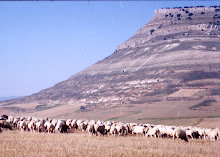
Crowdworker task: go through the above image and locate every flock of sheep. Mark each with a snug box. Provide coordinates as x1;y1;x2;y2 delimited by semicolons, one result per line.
0;114;219;142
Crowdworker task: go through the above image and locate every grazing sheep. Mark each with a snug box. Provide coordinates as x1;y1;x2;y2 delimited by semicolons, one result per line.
44;122;55;133
104;124;111;134
19;121;27;131
28;121;36;132
35;121;44;132
115;124;126;136
173;128;188;142
87;123;95;135
66;119;72;132
94;123;105;136
209;130;219;141
71;119;78;130
132;126;145;136
8;116;15;124
78;122;87;132
186;129;200;139
110;125;117;136
0;120;12;130
146;128;160;138
194;128;205;139
66;119;72;127
55;120;68;133
51;119;58;127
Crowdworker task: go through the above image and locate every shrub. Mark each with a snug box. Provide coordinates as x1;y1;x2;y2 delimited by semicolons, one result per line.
177;14;181;17
150;29;155;35
188;13;194;16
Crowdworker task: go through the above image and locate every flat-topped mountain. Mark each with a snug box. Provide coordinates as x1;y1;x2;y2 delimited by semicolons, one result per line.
1;6;220;126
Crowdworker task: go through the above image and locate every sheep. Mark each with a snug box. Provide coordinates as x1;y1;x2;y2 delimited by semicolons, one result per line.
186;129;200;139
71;119;78;130
76;120;84;128
13;118;20;128
94;123;105;136
87;123;95;135
55;120;68;133
78;122;87;132
194;128;205;139
35;121;44;132
204;128;213;140
28;121;36;132
173;127;188;142
19;121;27;131
51;119;58;127
65;119;72;132
132;126;145;136
0;120;12;130
146;127;160;138
8;115;15;123
66;119;72;127
109;125;117;136
44;122;55;133
115;124;126;136
104;124;111;134
209;130;219;141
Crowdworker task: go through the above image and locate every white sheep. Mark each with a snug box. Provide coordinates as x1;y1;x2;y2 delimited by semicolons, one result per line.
132;126;145;136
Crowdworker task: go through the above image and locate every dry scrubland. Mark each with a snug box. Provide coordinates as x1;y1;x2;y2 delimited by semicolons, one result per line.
0;130;219;157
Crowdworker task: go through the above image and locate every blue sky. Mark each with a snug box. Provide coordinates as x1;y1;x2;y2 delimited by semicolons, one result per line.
0;1;219;97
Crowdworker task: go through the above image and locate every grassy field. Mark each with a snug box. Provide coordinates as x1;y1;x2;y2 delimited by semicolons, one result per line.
0;130;219;157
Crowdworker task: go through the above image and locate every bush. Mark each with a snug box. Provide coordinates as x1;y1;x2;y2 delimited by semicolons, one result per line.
177;14;181;17
188;13;194;16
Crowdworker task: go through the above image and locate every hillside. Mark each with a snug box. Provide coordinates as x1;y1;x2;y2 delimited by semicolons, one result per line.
0;6;220;125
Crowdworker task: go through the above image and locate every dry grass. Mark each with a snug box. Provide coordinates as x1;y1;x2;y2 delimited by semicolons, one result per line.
0;130;219;157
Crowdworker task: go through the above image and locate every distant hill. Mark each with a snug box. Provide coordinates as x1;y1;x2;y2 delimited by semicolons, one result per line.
0;96;21;102
0;6;220;126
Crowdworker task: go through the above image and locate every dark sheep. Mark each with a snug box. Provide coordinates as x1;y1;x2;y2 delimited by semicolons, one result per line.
0;120;12;130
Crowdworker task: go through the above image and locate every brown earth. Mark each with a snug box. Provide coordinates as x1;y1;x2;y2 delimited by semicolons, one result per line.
0;131;219;157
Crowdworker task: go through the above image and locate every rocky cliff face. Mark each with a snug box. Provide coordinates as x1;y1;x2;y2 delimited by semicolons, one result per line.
2;6;220;116
118;7;220;50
